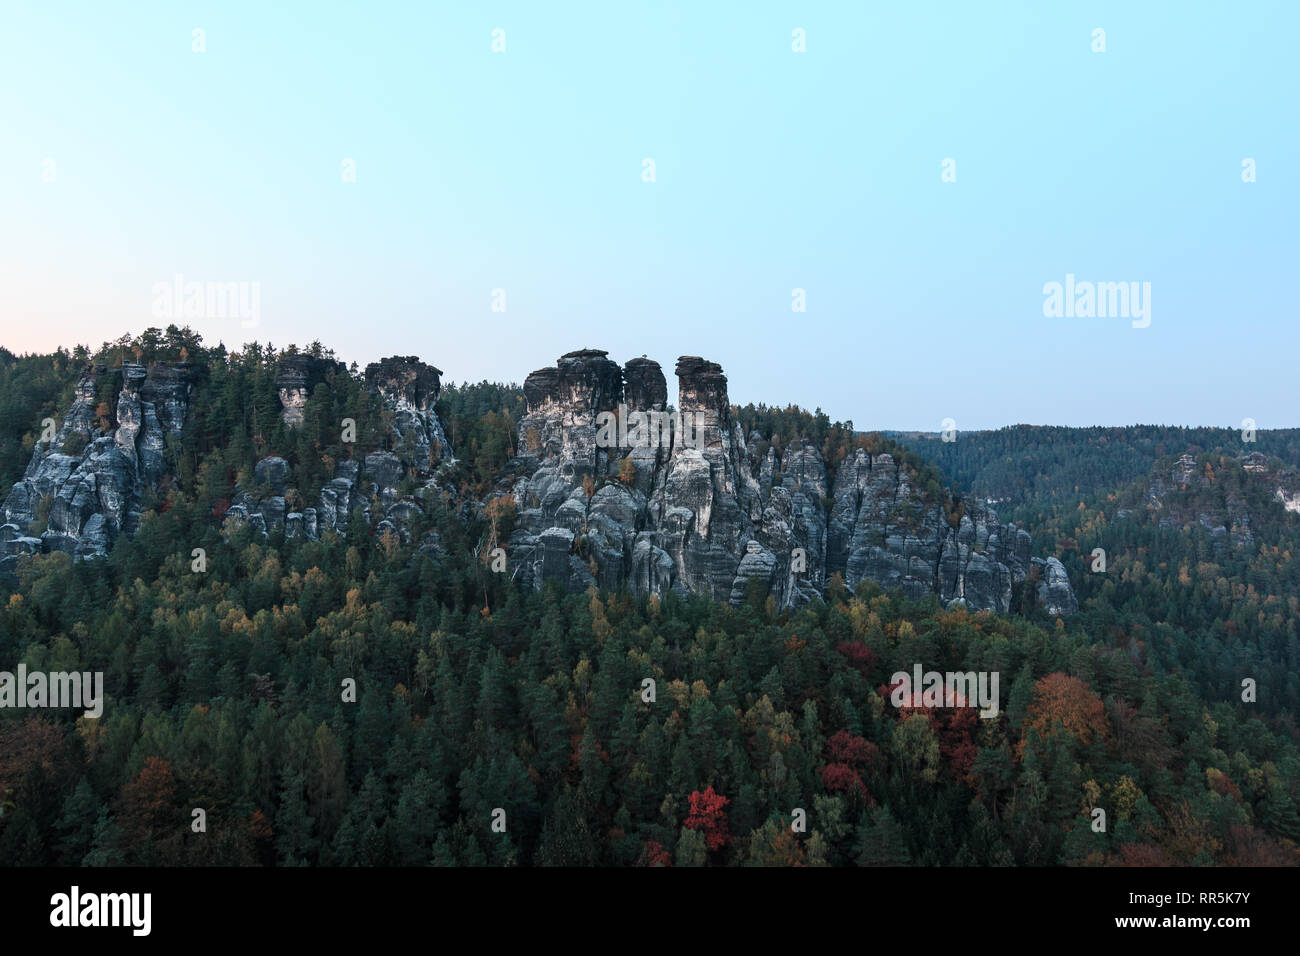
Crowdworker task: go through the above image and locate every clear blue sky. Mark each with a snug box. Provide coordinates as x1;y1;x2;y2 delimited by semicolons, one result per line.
1;1;1295;429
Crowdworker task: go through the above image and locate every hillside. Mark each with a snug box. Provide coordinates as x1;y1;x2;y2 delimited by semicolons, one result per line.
0;329;1296;867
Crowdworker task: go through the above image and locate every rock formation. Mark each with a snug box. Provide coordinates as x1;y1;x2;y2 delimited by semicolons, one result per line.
0;346;1076;617
276;354;344;428
1243;451;1300;514
1;362;201;574
503;350;1075;614
227;356;455;547
1116;449;1300;552
364;355;453;471
1031;556;1078;616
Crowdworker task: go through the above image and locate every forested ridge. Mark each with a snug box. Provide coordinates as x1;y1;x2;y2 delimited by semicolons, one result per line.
896;424;1300;513
906;429;1300;720
0;338;1297;866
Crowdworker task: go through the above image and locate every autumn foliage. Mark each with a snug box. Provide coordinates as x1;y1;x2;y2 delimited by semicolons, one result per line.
1018;672;1109;758
0;717;67;797
684;786;731;850
641;840;673;866
893;689;981;784
819;729;878;800
835;640;877;674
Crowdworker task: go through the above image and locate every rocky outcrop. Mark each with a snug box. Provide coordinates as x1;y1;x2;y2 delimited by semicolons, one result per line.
508;351;764;602
1031;556;1078;616
827;448;1034;613
277;354;344;428
516;348;623;482
1;347;1073;617
1145;453;1252;546
1242;451;1300;515
226;357;455;550
502;350;1073;614
364;355;454;471
623;357;668;411
1;362;201;570
1;352;460;570
226;446;425;545
1125;450;1300;550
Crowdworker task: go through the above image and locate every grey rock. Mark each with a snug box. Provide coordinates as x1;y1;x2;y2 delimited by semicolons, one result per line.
1;362;200;559
254;457;290;494
1033;556;1079;616
365;355;455;469
318;477;356;534
539;526;576;585
276;354;344;428
730;541;778;603
623;357;667;411
502;350;1074;615
0;348;1076;619
260;496;286;530
364;451;405;497
516;349;623;481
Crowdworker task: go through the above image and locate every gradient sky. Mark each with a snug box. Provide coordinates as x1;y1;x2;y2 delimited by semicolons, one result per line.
1;1;1295;429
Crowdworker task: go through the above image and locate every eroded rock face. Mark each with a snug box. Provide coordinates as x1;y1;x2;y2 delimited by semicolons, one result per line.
623;357;668;411
0;352;460;567
1;362;201;568
364;355;454;471
276;354;344;428
1032;556;1079;616
226;357;457;550
516;349;623;483
1;347;1075;617
502;349;1072;614
828;448;1034;613
509;351;762;602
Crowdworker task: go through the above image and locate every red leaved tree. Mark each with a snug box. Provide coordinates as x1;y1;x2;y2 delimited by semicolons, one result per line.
684;786;731;850
1019;672;1109;758
641;840;673;866
119;755;183;864
836;641;878;674
819;729;879;800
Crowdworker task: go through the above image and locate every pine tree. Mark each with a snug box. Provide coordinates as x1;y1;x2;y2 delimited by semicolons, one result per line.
854;806;911;866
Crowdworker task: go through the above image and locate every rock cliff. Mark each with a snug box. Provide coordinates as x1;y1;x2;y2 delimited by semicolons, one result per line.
1;355;457;573
364;355;454;471
1;362;200;573
0;347;1076;616
225;355;453;547
503;350;1075;614
276;354;344;428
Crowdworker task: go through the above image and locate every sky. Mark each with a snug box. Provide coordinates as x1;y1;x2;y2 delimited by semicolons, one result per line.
1;1;1296;429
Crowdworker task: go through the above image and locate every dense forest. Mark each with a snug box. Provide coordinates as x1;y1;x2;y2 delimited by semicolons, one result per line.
900;427;1300;718
0;336;1297;866
897;424;1300;515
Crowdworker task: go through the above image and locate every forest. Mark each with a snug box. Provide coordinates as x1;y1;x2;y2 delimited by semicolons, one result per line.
0;334;1296;866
